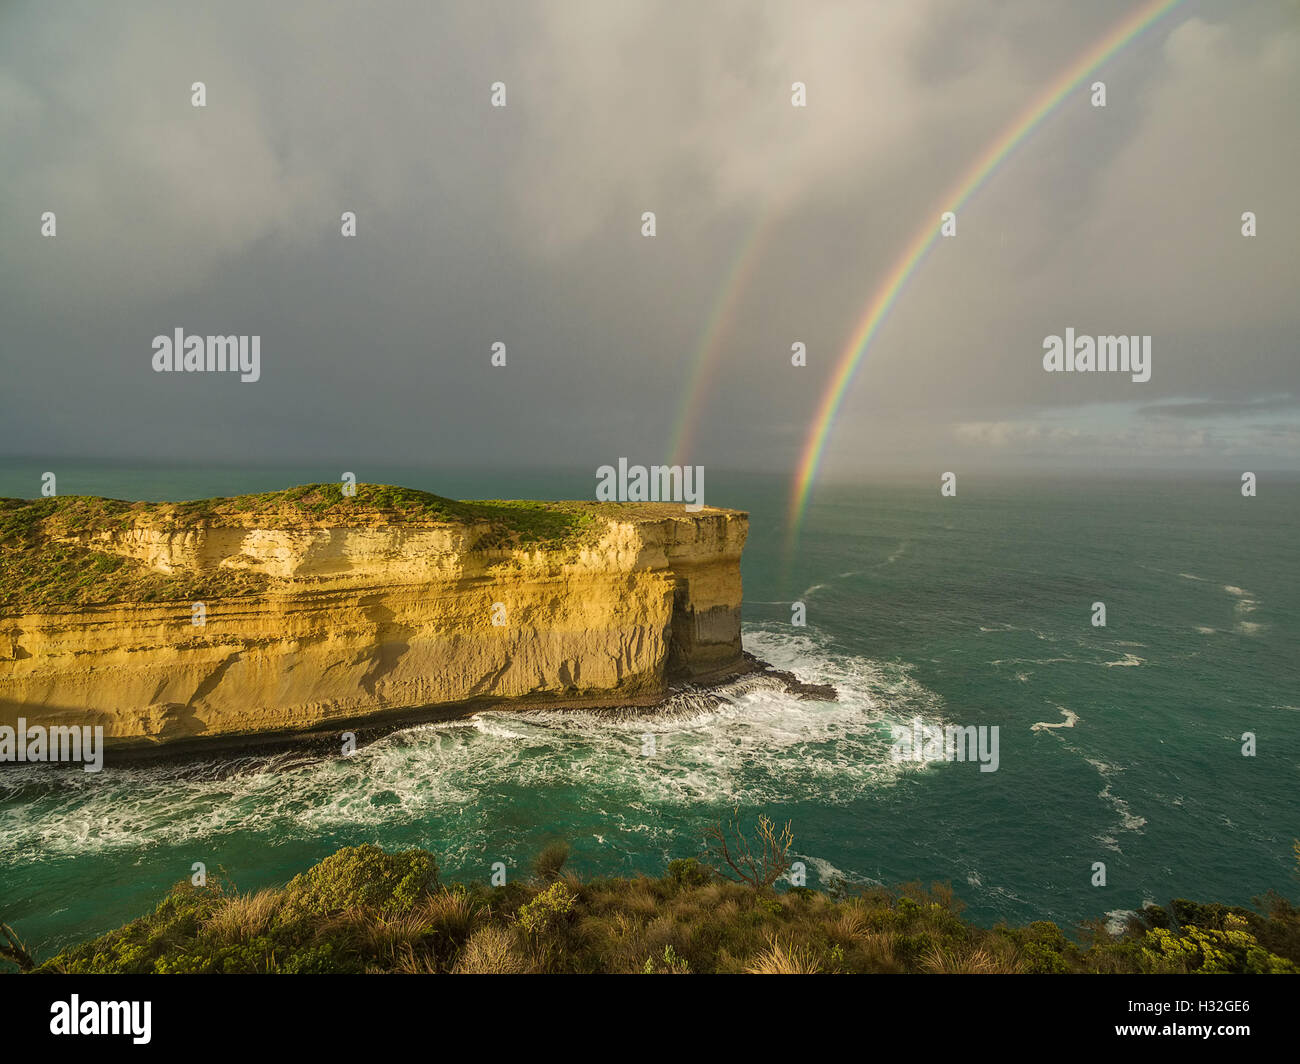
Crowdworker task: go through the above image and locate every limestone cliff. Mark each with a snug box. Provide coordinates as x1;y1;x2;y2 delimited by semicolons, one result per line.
0;486;748;748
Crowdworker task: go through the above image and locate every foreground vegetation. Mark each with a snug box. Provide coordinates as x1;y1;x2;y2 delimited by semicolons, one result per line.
4;839;1297;974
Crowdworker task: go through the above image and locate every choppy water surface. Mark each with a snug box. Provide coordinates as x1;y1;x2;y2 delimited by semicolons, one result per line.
1;465;1296;956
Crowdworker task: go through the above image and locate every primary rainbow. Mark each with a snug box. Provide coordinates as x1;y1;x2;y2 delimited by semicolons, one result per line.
786;0;1187;551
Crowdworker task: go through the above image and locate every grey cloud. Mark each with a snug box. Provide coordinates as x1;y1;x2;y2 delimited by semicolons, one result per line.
0;0;1295;478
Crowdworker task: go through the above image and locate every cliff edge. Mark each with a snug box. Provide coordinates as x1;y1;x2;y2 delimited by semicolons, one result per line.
0;485;748;748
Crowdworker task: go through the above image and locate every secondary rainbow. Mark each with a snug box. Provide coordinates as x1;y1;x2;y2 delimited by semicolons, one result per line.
786;0;1187;551
667;219;777;466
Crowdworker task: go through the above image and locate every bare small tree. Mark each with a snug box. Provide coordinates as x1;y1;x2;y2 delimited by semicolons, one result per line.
704;808;794;888
0;922;34;972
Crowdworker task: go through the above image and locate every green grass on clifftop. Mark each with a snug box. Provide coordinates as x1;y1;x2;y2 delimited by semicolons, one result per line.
0;496;272;612
0;484;714;612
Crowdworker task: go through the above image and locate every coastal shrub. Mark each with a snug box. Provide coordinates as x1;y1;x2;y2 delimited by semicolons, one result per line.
515;881;577;937
281;942;353;974
1251;891;1300;964
1013;922;1073;974
1136;920;1297;974
1170;898;1251;931
667;858;712;889
153;936;282;975
42;879;227;974
279;844;438;922
16;842;1300;975
642;944;692;974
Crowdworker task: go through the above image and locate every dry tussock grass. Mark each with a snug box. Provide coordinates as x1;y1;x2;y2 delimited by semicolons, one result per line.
202;889;280;944
745;937;822;974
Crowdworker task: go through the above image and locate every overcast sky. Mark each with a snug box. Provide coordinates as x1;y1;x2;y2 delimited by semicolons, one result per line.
1;0;1296;481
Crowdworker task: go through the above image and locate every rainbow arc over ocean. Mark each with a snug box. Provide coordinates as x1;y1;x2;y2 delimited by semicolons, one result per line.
782;0;1188;553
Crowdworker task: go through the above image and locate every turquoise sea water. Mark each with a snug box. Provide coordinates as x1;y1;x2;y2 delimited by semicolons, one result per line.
1;462;1297;957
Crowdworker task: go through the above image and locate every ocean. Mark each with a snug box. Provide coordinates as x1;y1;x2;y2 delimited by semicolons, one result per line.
1;462;1296;957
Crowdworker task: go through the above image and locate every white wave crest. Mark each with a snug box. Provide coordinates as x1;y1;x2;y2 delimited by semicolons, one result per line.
0;624;949;861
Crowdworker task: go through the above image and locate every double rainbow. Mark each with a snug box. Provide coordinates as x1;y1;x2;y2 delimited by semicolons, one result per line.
777;0;1187;550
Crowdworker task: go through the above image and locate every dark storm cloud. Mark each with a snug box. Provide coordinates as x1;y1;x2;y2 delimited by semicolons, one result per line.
0;0;1296;476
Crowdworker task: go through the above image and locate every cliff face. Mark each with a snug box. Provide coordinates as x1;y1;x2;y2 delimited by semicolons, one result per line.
0;490;747;748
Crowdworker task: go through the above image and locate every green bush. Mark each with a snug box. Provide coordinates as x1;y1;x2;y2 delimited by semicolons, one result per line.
279;844;438;922
281;942;354;974
667;858;712;889
1137;920;1297;974
515;882;577;937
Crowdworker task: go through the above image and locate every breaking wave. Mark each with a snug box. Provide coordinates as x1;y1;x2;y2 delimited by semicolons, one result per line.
0;624;948;864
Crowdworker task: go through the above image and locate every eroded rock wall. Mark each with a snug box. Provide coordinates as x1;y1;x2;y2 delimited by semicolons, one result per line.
0;507;746;747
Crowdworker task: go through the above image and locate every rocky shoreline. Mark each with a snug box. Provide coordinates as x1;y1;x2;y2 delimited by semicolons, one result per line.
48;651;838;766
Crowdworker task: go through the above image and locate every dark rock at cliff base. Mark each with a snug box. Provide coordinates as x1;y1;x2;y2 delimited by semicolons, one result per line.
740;653;838;701
707;650;837;702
